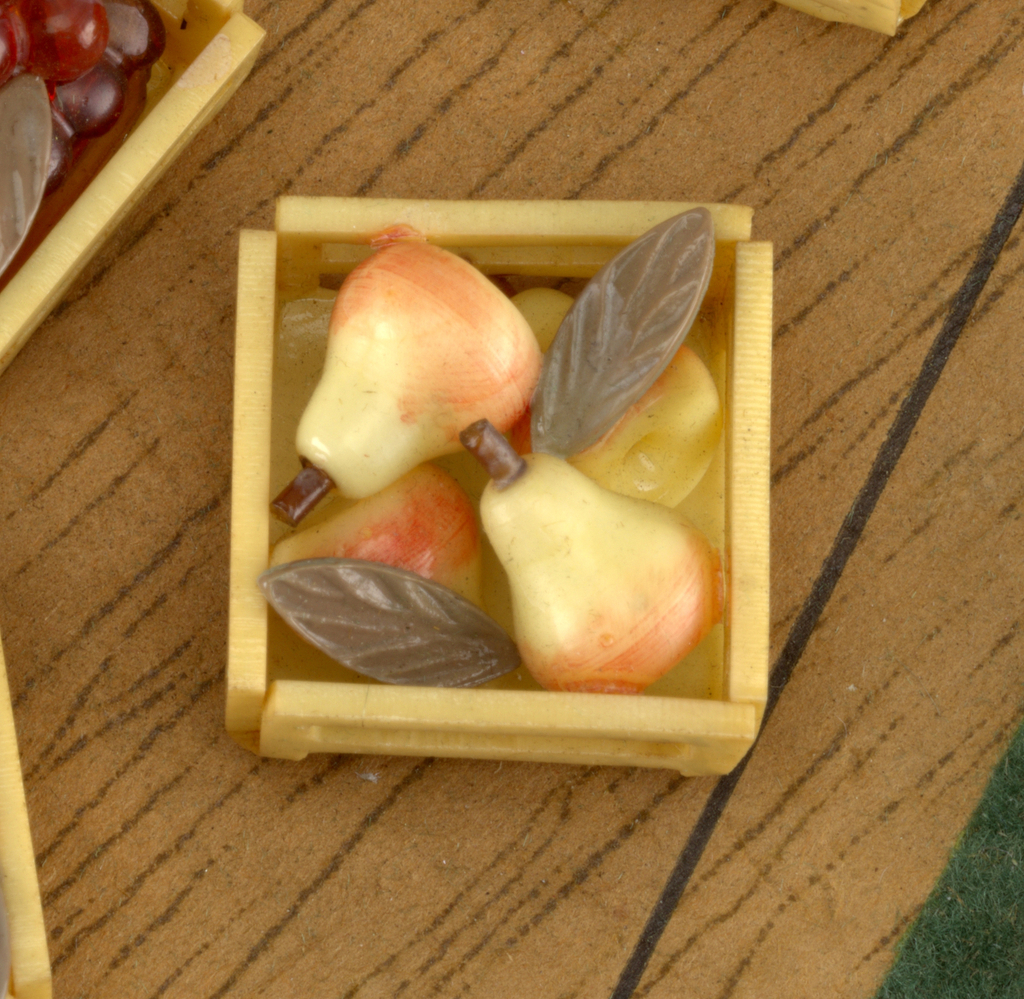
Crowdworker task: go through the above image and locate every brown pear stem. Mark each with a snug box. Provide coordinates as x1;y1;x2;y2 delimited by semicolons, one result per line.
271;462;335;527
460;419;527;490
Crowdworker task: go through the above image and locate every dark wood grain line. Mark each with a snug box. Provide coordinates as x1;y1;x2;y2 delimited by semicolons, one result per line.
835;233;1021;475
935;701;1024;800
428;774;686;995
37;675;220;868
14;438;160;578
858;909;921;967
12;490;224;707
567;4;776;199
776;241;975;457
42;629;208;781
107;860;214;971
770;430;830;489
235;0;501;207
412;834;564;992
22;654;115;782
968;623;1020;678
881;429;1024;563
773;17;1024;272
340;768;599;999
46;680;177;777
773;262;860;342
840;388;906;463
298;0;504;188
248;0;353;77
916;739;967;792
121;560;206;645
713;920;774;999
199;85;295;174
695;668;901;887
44;764;194;910
203;759;436;999
413;773;609;991
723;0;972;205
960;238;1024;327
140;883;268;999
770;254;979;486
714;797;905;999
50;196;185;321
142;938;211;999
49;763;260;972
283;754;347;805
463;0;632;198
611;147;1024;999
355;25;521;196
722;33;891;203
203;0;390;172
122;633;197;699
3;392;136;523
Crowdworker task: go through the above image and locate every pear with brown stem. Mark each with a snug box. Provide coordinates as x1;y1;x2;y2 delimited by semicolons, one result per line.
461;419;723;693
270;463;483;607
273;235;542;525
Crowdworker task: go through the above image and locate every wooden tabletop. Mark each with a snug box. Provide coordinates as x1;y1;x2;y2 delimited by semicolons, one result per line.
2;1;1022;995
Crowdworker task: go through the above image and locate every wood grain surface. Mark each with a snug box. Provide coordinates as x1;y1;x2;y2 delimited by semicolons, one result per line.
1;1;1022;996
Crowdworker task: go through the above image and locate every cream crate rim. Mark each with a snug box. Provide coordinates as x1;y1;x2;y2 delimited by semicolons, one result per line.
0;0;265;378
227;199;772;775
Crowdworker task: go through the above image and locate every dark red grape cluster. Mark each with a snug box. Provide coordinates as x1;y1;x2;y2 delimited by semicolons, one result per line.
0;0;165;198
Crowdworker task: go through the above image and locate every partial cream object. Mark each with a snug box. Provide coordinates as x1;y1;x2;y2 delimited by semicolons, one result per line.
778;0;925;34
569;345;722;508
510;287;574;352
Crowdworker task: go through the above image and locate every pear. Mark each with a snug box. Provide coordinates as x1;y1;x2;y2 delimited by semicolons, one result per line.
461;420;723;694
568;344;722;508
286;239;541;512
270;463;483;607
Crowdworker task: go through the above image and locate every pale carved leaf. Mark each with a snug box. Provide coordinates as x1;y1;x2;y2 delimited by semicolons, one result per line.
259;559;520;687
531;208;715;458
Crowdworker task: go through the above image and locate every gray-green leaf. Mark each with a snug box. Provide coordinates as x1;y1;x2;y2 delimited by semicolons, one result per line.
531;208;715;458
259;559;521;687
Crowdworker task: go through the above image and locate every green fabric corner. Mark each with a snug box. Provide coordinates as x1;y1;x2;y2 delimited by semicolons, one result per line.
875;714;1024;999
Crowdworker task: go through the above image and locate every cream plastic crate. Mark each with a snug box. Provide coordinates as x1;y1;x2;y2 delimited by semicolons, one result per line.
778;0;925;34
0;630;49;999
0;0;264;375
227;198;772;775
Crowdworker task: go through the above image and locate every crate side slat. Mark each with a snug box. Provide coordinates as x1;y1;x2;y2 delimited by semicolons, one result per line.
260;680;757;743
260;681;756;776
726;242;773;709
0;635;51;999
226;231;278;738
0;12;265;376
275;198;753;246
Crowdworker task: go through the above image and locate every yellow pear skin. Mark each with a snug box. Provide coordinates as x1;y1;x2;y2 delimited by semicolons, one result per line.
479;453;722;693
569;345;722;508
297;241;541;499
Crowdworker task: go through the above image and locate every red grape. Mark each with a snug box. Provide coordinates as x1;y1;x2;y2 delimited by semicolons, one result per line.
54;54;126;136
20;0;108;82
45;104;75;193
0;0;168;283
105;0;163;73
